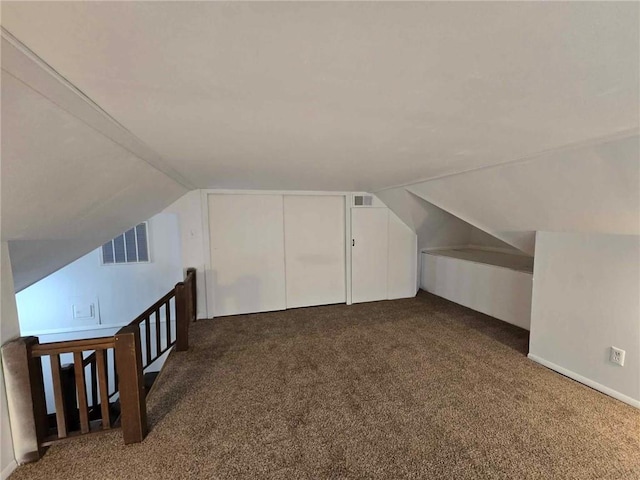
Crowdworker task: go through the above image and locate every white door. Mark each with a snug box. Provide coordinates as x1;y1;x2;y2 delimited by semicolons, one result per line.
208;194;286;316
351;208;389;303
284;195;346;308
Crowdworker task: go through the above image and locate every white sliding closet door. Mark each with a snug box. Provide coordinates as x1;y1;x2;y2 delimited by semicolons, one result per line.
208;194;286;316
283;195;346;308
351;208;389;303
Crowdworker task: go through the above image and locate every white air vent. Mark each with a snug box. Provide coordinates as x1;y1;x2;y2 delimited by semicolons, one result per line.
102;222;150;264
354;195;373;206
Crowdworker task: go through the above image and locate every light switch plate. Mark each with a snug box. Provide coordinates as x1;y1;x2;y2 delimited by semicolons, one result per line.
73;303;94;319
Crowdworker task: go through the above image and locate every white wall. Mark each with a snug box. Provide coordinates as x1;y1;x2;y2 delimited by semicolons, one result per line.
162;190;207;319
377;187;522;291
421;252;533;330
378;187;520;252
16;213;183;335
1;242;20;479
378;187;470;249
468;228;519;252
529;231;640;407
387;211;418;299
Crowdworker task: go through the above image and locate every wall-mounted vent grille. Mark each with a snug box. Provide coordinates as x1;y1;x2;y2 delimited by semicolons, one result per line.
102;222;149;265
354;195;373;206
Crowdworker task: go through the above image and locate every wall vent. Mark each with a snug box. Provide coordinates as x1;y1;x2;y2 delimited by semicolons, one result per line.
102;222;150;264
354;195;373;206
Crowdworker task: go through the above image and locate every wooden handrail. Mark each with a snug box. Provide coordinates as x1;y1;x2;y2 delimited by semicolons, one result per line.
128;289;175;326
31;337;115;356
3;268;197;460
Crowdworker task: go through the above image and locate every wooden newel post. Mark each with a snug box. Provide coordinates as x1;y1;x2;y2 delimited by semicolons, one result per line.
114;325;147;444
186;267;197;322
175;282;189;352
1;337;48;462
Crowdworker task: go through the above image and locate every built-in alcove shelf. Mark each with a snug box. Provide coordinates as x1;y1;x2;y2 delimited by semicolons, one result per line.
422;247;534;273
420;247;533;330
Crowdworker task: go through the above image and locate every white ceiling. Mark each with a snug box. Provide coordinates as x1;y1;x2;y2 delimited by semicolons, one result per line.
1;36;188;290
2;1;638;192
404;133;640;255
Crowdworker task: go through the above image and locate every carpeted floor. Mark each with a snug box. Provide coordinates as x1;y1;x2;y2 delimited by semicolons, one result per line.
10;292;640;479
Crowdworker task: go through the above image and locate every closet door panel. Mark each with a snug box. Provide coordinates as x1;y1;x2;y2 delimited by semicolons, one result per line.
284;195;346;308
208;194;286;316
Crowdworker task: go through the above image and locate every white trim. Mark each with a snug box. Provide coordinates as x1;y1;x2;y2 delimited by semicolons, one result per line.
528;353;640;409
345;194;353;305
281;195;289;309
201;190;213;319
197;190;210;319
1;459;18;480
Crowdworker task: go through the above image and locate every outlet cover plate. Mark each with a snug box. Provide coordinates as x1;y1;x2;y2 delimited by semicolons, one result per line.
609;346;625;367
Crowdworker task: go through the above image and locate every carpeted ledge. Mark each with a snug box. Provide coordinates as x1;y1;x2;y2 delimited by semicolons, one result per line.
10;292;640;479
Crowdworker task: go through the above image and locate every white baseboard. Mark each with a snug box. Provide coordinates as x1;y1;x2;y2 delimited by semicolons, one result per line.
528;353;640;409
1;460;17;480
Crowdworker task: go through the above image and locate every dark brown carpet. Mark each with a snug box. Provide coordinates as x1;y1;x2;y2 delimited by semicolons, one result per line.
11;292;640;479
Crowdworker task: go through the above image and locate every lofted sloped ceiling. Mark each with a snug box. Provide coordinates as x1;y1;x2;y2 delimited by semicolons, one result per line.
1;1;638;192
401;133;640;255
1;35;189;291
1;1;639;289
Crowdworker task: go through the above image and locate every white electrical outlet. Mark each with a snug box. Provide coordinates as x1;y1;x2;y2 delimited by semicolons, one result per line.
609;347;625;367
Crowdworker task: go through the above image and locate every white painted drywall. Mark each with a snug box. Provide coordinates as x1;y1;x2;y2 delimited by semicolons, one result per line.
15;213;183;335
1;243;20;478
407;134;640;255
378;187;522;291
529;231;640;407
387;211;417;299
421;252;533;330
208;194;287;316
468;228;520;252
378;188;466;249
283;195;346;308
162;190;207;319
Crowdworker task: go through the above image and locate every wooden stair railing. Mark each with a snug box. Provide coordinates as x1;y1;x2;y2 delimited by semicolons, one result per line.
31;337;117;443
1;268;197;462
